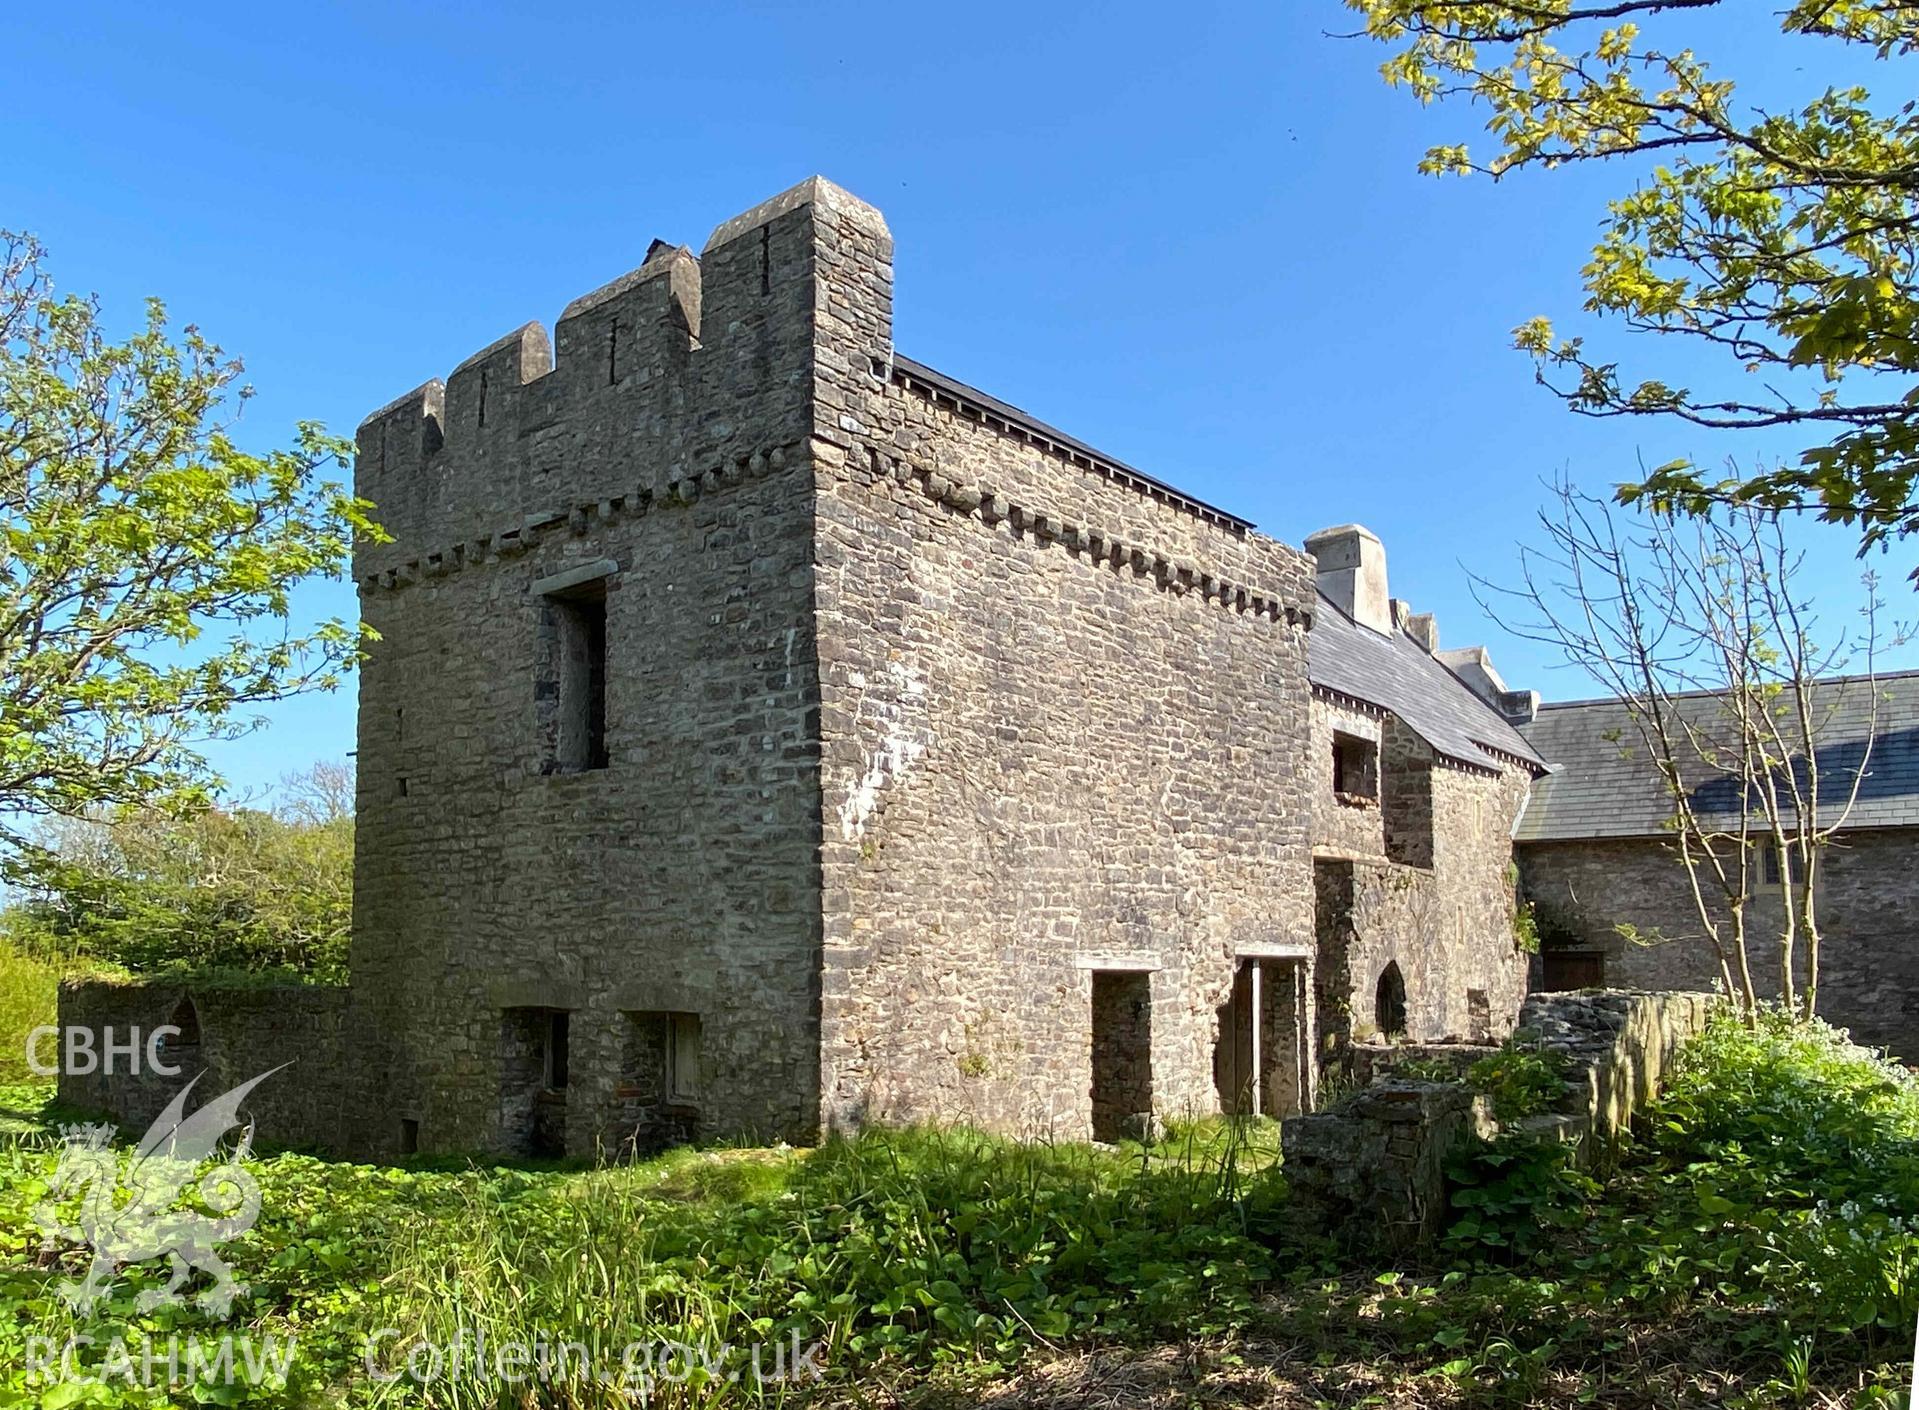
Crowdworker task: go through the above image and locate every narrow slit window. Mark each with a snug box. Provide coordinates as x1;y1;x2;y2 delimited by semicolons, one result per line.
543;584;609;772
546;1010;570;1090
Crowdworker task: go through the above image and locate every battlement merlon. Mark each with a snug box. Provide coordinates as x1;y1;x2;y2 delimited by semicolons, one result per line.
698;176;895;456
443;322;553;446
554;242;700;384
353;380;445;563
702;175;891;253
355;378;445;472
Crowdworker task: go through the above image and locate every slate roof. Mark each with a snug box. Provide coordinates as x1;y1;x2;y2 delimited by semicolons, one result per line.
1515;671;1919;841
1307;594;1547;774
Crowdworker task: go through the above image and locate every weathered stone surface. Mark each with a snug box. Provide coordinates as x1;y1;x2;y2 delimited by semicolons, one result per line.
1281;989;1718;1248
1312;713;1534;1063
1519;833;1918;1057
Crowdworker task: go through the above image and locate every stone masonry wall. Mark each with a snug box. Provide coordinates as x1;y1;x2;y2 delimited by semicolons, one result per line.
341;186;879;1157
1311;695;1387;862
1315;736;1533;1063
57;982;369;1150
56;177;1542;1157
1519;830;1919;1059
795;221;1319;1136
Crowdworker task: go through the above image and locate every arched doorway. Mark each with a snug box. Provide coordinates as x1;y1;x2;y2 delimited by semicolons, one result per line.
1374;961;1407;1039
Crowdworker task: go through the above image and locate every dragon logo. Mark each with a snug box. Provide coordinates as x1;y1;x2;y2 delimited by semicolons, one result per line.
35;1066;284;1316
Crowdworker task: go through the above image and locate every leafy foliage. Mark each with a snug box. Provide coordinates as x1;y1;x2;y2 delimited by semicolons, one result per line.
1510;898;1541;954
1432;1008;1919;1396
1466;1040;1575;1122
0;763;354;981
0;233;379;846
0;1013;1913;1405
0;1112;1284;1406
0;946;60;1084
1343;1;1919;555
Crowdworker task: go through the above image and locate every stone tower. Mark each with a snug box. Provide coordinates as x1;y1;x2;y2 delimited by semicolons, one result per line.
345;177;1318;1155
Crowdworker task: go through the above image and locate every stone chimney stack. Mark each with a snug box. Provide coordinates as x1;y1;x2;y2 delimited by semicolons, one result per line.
1437;645;1541;725
1304;524;1391;634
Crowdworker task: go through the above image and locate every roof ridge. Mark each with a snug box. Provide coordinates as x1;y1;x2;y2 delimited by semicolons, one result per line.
1537;667;1919;712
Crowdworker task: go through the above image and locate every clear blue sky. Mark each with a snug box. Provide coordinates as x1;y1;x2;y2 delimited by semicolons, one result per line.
9;2;1914;798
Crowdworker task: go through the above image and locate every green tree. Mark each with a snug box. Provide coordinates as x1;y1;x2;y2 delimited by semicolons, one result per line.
0;232;378;845
1342;2;1919;556
1;761;356;981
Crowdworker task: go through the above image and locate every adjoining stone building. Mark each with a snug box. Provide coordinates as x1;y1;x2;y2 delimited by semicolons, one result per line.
1301;526;1545;1070
59;177;1544;1158
1514;672;1919;1059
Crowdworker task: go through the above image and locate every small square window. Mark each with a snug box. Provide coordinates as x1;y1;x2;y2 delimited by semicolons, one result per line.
1332;732;1379;806
1760;844;1801;887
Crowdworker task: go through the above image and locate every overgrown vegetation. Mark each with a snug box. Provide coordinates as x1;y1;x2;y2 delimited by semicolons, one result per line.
0;1110;1285;1407
0;762;353;983
1329;1012;1919;1406
0;1011;1911;1406
0;946;59;1084
1464;1041;1574;1124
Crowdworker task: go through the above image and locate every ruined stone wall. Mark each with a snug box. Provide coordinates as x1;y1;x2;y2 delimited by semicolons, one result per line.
343;188;873;1157
1316;747;1533;1057
57;982;368;1150
1519;829;1919;1058
1281;989;1718;1249
790;222;1318;1135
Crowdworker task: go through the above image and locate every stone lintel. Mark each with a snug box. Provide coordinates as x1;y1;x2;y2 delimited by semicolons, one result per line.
1236;942;1314;961
532;558;620;597
1072;953;1163;973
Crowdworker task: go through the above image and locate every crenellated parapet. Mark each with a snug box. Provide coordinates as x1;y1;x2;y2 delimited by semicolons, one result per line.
352;178;889;583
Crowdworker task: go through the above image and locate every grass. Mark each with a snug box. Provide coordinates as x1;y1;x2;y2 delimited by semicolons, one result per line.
0;1092;1287;1407
0;989;1912;1408
965;1012;1919;1409
0;942;61;1084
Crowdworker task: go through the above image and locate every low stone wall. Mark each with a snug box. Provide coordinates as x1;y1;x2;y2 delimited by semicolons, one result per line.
56;980;374;1151
1281;989;1719;1249
1506;989;1720;1164
1350;1040;1499;1088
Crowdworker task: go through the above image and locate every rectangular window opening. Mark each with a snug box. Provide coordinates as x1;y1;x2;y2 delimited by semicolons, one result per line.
1759;841;1802;887
665;1012;702;1105
499;1006;569;1158
546;1010;570;1090
398;1117;420;1155
1332;731;1379;806
616;1011;703;1158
